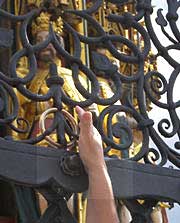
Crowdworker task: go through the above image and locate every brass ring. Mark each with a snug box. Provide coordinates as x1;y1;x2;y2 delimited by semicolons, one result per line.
39;108;78;149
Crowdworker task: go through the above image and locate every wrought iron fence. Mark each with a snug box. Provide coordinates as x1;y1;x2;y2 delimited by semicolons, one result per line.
0;0;179;222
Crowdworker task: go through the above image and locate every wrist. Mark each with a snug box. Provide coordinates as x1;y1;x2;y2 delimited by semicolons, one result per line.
88;162;107;177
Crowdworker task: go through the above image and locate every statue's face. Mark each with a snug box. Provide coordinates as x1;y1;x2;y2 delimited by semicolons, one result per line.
36;31;57;62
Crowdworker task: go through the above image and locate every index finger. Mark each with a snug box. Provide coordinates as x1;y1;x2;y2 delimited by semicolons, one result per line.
75;106;93;128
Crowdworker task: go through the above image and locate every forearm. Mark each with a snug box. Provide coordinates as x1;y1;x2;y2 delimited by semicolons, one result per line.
86;166;119;223
75;106;118;223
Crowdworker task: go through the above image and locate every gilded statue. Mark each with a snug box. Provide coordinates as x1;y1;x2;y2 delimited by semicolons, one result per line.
16;11;87;142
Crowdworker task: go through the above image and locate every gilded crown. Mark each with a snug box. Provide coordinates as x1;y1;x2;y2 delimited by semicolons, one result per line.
31;12;64;36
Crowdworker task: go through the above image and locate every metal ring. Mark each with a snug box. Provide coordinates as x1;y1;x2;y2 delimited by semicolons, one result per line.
39;108;78;149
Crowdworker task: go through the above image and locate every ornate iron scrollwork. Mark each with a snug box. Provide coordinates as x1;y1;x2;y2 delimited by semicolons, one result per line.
0;0;180;222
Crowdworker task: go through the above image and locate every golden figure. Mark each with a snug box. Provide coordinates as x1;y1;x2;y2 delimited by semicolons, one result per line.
16;12;87;143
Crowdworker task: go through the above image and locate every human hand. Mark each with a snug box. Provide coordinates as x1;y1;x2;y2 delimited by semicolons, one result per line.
75;106;106;173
